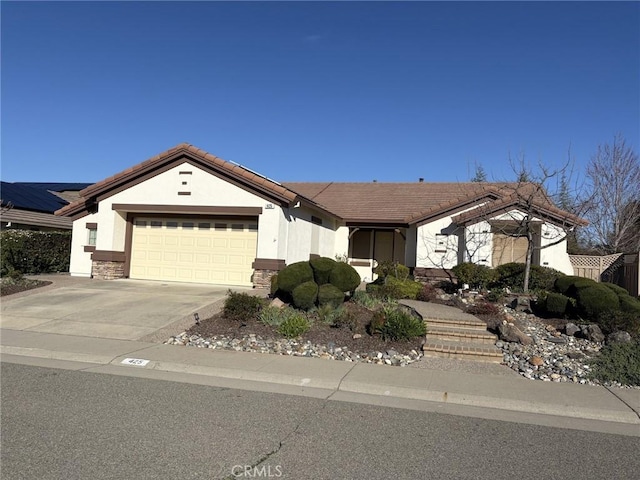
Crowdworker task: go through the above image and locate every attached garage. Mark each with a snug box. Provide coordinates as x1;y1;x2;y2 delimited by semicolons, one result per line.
130;217;258;286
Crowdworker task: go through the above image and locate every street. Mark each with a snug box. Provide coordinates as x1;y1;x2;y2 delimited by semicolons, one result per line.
2;362;638;480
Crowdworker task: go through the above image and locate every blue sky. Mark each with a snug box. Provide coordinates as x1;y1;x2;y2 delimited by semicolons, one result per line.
2;1;638;185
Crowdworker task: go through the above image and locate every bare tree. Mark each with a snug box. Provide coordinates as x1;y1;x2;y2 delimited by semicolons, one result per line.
582;134;640;253
470;163;487;182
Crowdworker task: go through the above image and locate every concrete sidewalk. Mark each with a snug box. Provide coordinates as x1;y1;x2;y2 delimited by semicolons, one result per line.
2;328;638;436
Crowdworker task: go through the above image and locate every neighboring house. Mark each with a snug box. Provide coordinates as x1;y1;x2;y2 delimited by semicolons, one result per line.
56;143;587;287
1;182;91;231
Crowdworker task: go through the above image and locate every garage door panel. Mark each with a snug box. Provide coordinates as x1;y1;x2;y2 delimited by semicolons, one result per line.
130;217;257;286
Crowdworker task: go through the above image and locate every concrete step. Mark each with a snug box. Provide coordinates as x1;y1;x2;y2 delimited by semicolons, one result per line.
426;325;497;345
423;340;504;363
424;317;490;333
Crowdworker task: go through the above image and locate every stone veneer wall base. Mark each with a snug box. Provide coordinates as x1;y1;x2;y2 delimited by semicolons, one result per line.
92;260;125;280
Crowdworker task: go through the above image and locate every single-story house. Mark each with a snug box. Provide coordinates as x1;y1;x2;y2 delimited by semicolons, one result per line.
1;182;91;231
56;143;587;287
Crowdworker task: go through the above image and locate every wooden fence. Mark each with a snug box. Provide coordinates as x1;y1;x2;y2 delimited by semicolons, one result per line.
569;252;640;297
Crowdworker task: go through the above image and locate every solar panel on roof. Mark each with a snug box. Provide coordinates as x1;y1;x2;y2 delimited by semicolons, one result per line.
0;182;69;213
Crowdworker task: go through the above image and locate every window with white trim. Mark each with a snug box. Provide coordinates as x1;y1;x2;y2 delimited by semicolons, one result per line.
87;227;97;246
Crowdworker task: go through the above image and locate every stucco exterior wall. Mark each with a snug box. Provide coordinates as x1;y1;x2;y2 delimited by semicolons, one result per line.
69;212;98;277
284;208;337;264
540;223;574;275
416;216;462;269
68;162;293;278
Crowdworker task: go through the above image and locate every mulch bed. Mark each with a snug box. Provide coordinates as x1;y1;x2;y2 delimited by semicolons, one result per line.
188;302;424;355
0;279;52;297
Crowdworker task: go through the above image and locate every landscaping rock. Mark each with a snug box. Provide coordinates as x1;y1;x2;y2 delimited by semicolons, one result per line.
498;323;533;345
606;331;632;345
529;356;544;367
270;297;286;309
564;323;580;337
510;296;533;314
579;324;605;343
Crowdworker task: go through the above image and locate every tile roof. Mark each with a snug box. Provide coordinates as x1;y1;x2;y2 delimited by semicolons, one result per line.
1;182;68;213
1;208;72;229
283;182;513;224
57;143;300;217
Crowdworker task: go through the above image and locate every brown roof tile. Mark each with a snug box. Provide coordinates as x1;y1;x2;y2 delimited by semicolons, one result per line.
57;144;299;217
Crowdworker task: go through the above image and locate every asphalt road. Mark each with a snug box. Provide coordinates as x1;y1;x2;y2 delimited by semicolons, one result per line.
2;363;638;480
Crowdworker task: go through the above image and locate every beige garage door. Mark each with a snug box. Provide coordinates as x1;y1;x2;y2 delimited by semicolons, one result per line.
130;217;258;286
492;234;528;267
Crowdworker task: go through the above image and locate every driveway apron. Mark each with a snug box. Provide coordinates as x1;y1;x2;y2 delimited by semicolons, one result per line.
0;279;235;340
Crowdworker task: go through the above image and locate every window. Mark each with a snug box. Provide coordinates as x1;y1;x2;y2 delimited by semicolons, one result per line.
135;220;147;227
182;222;194;229
166;221;178;229
214;223;227;231
150;221;162;228
198;222;211;230
435;234;447;252
231;224;244;231
87;227;97;246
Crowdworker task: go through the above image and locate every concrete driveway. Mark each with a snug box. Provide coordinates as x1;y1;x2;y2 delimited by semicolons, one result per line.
0;278;237;341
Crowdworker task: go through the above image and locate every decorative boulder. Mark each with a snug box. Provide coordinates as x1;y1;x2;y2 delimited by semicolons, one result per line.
498;323;533;345
564;322;580;337
579;324;605;343
606;331;632;345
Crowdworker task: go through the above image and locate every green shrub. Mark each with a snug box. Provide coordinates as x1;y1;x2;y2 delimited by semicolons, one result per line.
329;308;358;331
451;262;497;289
484;289;505;303
416;283;437;302
542;292;571;317
278;313;311;338
313;304;343;325
588;341;640;386
292;281;319;310
575;285;620;320
377;276;422;300
566;279;599;298
554;276;592;295
1;230;71;276
601;282;630;297
377;307;427;341
619;295;640;317
270;274;279;296
309;257;337;285
277;261;314;294
317;283;345;309
491;263;565;292
597;311;640;337
373;260;409;280
223;291;265;321
259;305;300;327
329;261;361;292
351;290;382;309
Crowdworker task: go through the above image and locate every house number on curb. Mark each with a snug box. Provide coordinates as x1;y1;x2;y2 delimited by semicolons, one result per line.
121;358;150;367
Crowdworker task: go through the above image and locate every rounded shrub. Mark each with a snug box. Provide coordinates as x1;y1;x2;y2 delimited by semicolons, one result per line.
270;274;279;297
601;282;630;297
492;263;565;292
309;257;337;285
379;276;422;300
223;291;265;321
542;292;571;317
329;262;361;292
277;313;311;338
452;262;497;289
292;281;319;310
554;275;593;295
277;261;314;294
378;308;427;341
317;283;345;309
575;285;620;320
373;260;410;280
619;295;640;317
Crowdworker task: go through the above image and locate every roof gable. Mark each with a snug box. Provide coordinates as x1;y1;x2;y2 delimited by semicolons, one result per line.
56;144;300;218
